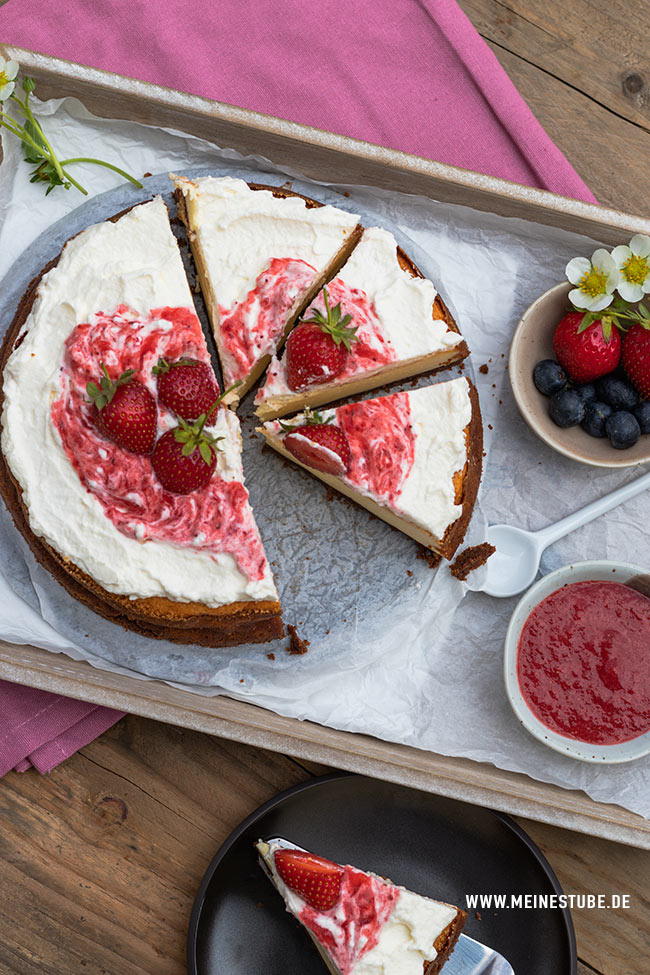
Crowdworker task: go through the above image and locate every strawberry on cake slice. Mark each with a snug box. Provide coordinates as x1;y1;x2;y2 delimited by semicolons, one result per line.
0;197;282;647
256;838;466;975
259;377;482;561
255;227;468;420
173;175;361;405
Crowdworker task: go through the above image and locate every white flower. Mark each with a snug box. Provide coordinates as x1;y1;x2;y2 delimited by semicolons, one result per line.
0;57;19;102
611;234;650;303
566;249;619;312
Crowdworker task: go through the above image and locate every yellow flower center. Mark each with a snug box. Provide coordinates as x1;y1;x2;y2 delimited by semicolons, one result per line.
622;253;649;285
579;267;608;297
0;71;8;88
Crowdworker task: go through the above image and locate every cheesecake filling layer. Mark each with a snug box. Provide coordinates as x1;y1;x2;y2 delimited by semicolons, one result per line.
265;378;472;540
2;198;277;607
259;839;457;975
174;175;360;385
256;227;464;405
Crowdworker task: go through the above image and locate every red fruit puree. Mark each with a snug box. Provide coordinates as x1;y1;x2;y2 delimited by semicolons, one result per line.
218;257;317;384
300;866;400;975
51;305;267;581
335;392;415;506
517;580;650;745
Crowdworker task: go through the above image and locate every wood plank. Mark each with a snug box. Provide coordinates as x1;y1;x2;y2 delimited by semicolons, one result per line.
0;716;309;975
1;641;648;851
520;817;650;975
459;0;650;130
458;0;650;212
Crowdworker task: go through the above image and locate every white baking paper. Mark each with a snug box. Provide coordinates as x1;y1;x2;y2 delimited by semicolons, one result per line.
1;94;649;820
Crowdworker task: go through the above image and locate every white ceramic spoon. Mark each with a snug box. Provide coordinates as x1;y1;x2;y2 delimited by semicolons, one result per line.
483;468;650;598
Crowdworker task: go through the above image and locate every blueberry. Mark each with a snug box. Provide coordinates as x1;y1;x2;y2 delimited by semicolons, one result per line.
581;401;613;438
549;389;584;428
632;400;650;435
533;359;567;396
574;383;597;403
595;375;639;410
606;411;641;449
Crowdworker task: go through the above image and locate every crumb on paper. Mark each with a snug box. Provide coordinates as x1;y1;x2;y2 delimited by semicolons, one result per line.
416;545;442;570
450;543;496;581
479;363;489;375
267;653;275;661
488;424;493;430
406;569;413;577
286;624;310;655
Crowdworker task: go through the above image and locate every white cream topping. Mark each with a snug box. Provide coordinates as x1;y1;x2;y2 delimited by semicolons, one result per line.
174;176;359;308
256;227;463;402
257;838;457;975
2;198;277;607
265;378;471;541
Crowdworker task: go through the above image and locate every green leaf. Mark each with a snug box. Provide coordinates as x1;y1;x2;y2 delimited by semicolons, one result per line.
23;120;48;164
199;442;212;465
181;441;194;457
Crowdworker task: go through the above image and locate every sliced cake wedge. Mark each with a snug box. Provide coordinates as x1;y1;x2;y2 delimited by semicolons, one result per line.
256;837;466;975
259;377;482;561
173;175;361;404
255;226;468;420
0;197;282;647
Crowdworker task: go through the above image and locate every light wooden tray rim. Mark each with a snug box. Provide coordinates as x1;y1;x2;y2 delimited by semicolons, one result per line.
1;44;649;849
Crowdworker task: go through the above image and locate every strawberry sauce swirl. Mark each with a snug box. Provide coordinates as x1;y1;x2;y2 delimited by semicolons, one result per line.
335;393;416;505
218;257;317;384
51;305;267;582
300;867;400;974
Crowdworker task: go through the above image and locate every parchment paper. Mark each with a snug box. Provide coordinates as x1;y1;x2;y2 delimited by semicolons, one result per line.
1;95;649;819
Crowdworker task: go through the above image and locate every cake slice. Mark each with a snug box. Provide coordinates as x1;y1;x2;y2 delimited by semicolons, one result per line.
256;838;466;975
255;227;468;420
173;175;361;404
0;197;282;647
259;377;482;561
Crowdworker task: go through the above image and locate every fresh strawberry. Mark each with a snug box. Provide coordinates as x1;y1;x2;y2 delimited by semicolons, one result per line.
151;413;222;494
622;321;650;398
274;849;343;911
282;410;351;476
286;288;358;391
153;356;220;422
552;311;621;383
87;364;157;454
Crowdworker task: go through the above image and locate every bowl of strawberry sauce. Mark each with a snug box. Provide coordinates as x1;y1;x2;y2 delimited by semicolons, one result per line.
504;560;650;763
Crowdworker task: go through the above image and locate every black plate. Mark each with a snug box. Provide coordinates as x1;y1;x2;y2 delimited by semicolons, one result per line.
187;772;576;974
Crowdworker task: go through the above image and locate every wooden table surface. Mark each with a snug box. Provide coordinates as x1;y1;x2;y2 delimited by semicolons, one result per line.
2;2;650;974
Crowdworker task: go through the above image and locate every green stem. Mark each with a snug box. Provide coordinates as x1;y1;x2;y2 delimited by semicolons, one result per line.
12;91;68;184
59;157;143;188
59;166;88;196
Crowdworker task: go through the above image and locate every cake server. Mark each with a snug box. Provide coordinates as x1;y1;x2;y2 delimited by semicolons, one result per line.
482;467;650;597
443;933;515;975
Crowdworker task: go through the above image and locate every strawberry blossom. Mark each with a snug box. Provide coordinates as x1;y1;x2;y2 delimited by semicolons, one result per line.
566;249;619;313
0;57;19;101
611;234;650;303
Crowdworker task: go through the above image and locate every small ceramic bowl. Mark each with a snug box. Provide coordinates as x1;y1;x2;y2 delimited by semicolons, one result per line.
504;559;650;764
509;282;650;468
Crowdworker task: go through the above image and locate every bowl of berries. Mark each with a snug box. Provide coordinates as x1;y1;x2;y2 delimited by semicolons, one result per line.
510;238;650;467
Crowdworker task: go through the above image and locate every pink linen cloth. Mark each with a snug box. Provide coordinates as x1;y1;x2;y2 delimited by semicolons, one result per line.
1;0;596;202
0;0;596;778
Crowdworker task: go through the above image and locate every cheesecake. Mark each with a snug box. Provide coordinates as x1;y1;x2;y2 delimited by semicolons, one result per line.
0;197;282;647
173;175;361;404
259;377;482;560
255;227;468;420
256;837;466;975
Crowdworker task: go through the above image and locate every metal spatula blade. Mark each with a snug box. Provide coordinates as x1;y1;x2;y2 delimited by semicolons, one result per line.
443;934;515;974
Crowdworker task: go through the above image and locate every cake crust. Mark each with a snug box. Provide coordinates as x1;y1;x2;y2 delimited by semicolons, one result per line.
0;206;283;648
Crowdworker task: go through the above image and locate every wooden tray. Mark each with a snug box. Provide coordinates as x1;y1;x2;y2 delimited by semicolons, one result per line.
2;43;650;851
